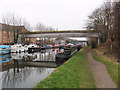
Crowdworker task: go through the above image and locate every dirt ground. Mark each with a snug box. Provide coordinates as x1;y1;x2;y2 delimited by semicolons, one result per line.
87;51;117;88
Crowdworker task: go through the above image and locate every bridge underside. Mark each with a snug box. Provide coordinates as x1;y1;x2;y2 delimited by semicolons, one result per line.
20;33;98;38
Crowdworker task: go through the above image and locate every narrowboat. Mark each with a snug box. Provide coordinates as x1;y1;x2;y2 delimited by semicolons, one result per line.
0;45;10;55
0;54;11;59
55;45;78;62
11;43;39;53
0;58;11;63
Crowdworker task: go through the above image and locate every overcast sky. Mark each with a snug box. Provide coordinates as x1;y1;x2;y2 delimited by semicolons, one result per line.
0;0;104;30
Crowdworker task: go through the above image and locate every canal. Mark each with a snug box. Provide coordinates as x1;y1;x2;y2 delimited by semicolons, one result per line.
0;48;63;88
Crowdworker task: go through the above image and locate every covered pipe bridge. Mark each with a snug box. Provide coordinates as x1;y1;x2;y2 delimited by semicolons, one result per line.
18;31;99;44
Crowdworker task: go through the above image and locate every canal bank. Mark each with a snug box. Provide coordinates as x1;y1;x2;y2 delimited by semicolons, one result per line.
34;48;96;88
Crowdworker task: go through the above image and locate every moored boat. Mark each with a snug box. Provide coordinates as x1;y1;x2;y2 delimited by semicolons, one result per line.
0;45;11;55
0;58;11;63
11;44;25;53
0;54;11;59
55;45;78;62
11;43;39;53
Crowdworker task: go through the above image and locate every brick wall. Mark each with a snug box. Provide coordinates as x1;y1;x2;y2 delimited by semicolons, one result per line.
0;23;29;44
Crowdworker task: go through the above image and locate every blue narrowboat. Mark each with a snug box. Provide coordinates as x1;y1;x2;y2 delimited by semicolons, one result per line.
0;58;11;63
0;45;11;55
0;54;11;59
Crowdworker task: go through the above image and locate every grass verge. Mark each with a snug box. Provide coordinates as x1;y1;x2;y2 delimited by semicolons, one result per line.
34;48;96;88
92;49;119;87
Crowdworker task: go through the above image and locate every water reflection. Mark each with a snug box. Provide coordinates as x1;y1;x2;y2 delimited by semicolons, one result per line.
1;49;62;88
11;49;57;62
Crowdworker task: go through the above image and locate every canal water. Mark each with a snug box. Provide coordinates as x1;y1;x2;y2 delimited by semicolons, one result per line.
0;49;62;88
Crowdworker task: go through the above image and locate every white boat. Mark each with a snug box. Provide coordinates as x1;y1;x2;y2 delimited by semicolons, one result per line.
11;52;28;60
11;44;39;53
11;52;37;60
11;44;25;53
27;43;39;48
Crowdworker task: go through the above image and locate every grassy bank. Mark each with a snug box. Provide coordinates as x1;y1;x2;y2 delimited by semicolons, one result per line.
34;48;96;88
92;49;119;87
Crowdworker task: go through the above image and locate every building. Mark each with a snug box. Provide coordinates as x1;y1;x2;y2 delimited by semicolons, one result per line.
0;23;29;44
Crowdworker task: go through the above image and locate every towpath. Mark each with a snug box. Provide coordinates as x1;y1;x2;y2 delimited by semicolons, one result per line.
87;50;117;88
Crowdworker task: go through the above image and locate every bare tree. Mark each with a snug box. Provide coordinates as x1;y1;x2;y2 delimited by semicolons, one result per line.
1;13;31;44
46;26;55;31
35;23;46;31
35;22;55;31
23;19;32;30
86;6;107;43
1;13;31;30
1;13;23;26
112;1;120;60
86;0;120;60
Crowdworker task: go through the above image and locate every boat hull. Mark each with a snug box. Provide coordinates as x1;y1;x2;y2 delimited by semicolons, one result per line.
0;54;11;59
0;59;11;63
55;45;78;62
0;45;11;55
0;49;10;55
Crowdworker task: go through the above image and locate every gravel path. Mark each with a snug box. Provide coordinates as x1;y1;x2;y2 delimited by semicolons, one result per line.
87;51;117;88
